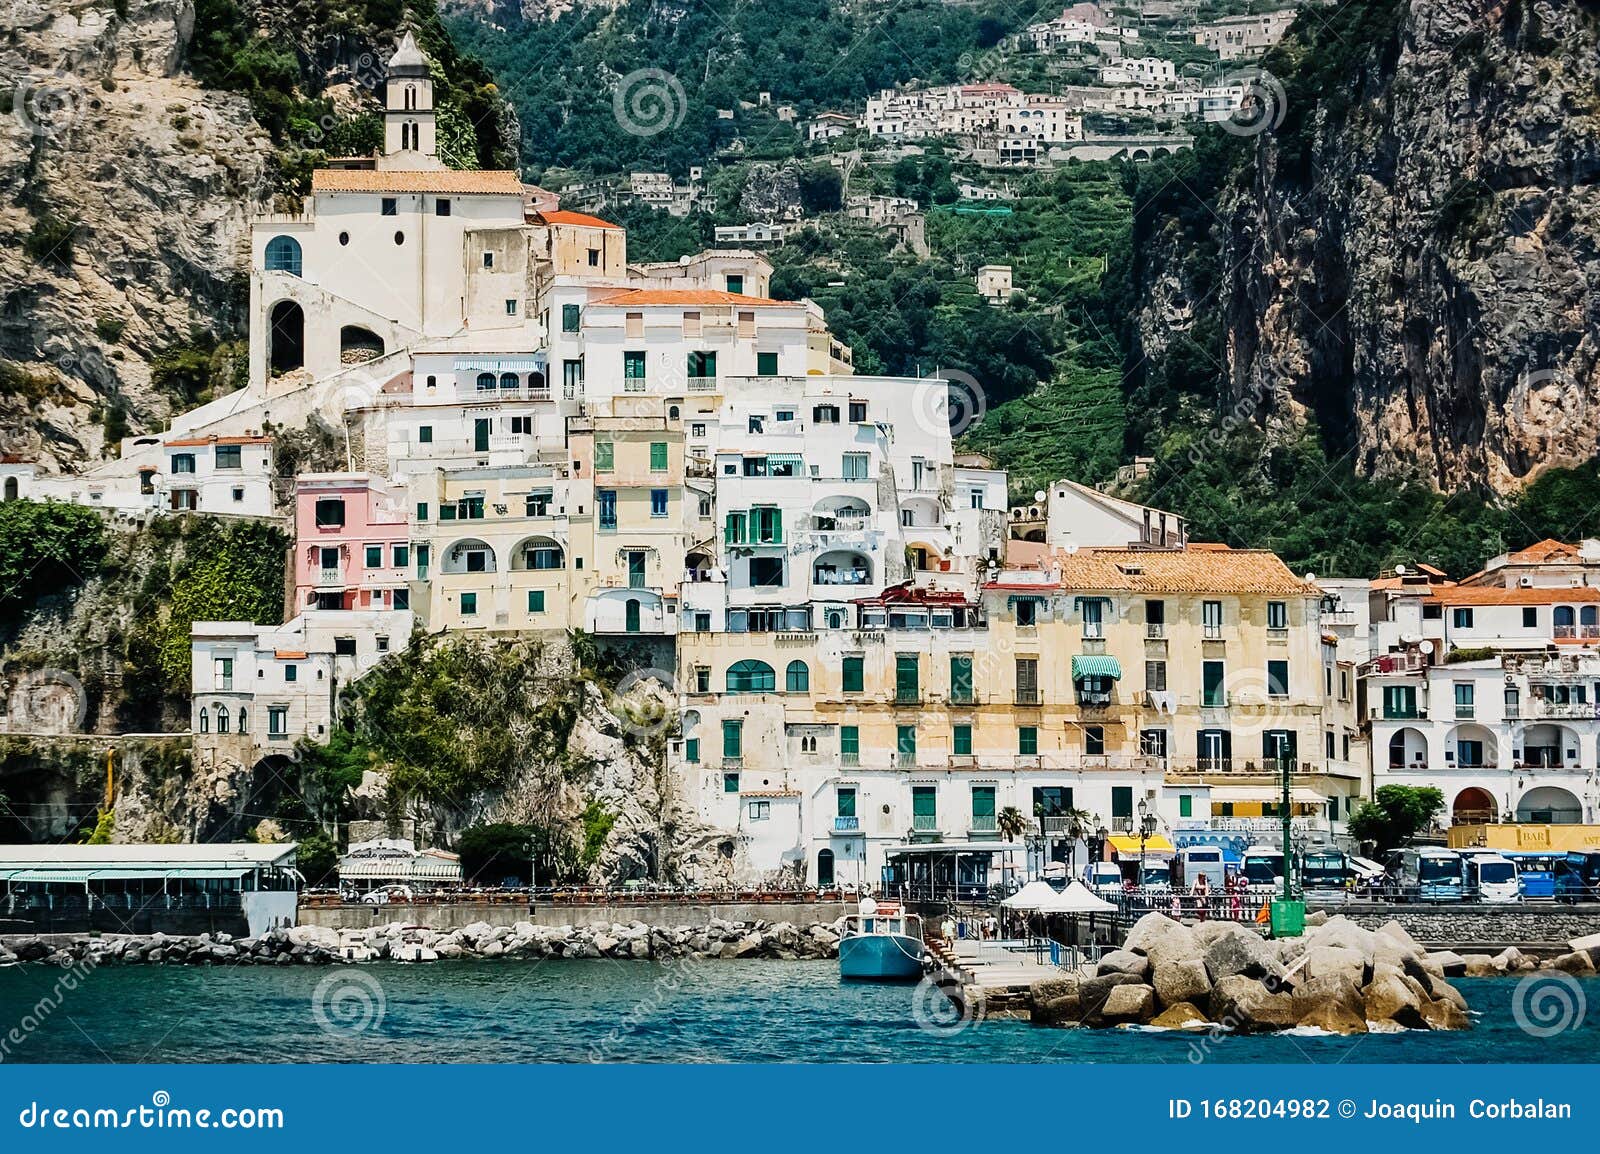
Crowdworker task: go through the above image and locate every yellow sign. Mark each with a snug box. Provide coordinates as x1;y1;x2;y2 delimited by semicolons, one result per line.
1448;824;1600;852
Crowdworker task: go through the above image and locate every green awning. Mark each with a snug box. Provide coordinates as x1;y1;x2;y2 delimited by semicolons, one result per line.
1071;655;1122;681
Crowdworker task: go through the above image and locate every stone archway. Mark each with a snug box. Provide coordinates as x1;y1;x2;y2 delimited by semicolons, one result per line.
1451;786;1497;826
269;301;305;376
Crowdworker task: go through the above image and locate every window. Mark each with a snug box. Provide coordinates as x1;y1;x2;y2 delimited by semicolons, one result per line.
684;738;700;763
949;654;974;702
840;726;860;763
1383;684;1418;719
1178;794;1192;818
314;498;345;527
215;444;242;469
1523;606;1538;628
1202;660;1226;706
953;724;972;756
267;707;287;737
381;197;397;216
335;637;356;657
562;303;581;332
1146;599;1165;635
1454;681;1474;718
1015;599;1038;627
1140;728;1168;758
687;350;716;380
482;252;494;269
1145;660;1167;692
756;351;778;376
213;657;233;690
263;235;302;276
418;425;433;444
726;273;744;294
1266;660;1289;697
723;771;740;793
359;544;379;568
1452;607;1474;629
1266;600;1288;629
722;719;743;759
785;660;809;693
505;299;518;316
527;590;545;613
896;725;917;759
1081;597;1104;639
842;656;864;693
435;198;451;216
416;502;429;521
748;800;770;821
623;351;646;389
460;592;478;616
1085;725;1104;756
394;230;405;246
593;441;614;471
1202;600;1223;638
171;453;195;474
1018;726;1037;755
726;660;776;693
841;452;869;480
284;664;298;682
1263;730;1297;766
749;556;784;586
237;707;247;734
895;653;920;701
650;442;668;471
1015;657;1038;704
849;400;868;423
650;489;668;518
1111;786;1133;821
588;248;600;267
476;372;496;392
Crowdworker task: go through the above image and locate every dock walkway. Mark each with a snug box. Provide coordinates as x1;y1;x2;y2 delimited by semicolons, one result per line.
927;937;1095;1018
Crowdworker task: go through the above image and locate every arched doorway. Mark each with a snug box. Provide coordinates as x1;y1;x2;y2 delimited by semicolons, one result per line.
269;301;305;376
817;848;835;886
1516;786;1584;824
2;476;17;501
1452;787;1497;826
624;598;641;633
339;325;384;363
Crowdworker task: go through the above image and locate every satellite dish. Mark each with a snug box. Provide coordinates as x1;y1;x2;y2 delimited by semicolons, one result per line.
1394;564;1407;575
1304;572;1316;582
1419;640;1435;655
1033;490;1046;504
857;898;878;916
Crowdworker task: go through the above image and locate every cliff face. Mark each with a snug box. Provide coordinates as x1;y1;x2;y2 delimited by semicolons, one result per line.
1139;0;1600;493
0;0;276;468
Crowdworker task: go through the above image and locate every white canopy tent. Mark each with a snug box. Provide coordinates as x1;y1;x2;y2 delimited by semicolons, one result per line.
1000;880;1063;910
1040;880;1116;914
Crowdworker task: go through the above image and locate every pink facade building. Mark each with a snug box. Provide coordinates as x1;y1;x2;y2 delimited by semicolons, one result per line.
294;474;414;614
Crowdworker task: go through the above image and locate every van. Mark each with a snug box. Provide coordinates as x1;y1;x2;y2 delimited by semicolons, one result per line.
1175;846;1226;890
1083;862;1123;893
1466;853;1520;903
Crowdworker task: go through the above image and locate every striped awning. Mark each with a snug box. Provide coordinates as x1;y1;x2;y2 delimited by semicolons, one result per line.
766;453;805;465
452;358;544;371
1071;655;1122;681
337;856;463;882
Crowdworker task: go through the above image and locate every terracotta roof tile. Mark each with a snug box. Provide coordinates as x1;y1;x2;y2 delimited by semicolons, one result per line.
537;209;623;230
311;169;525;195
1432;586;1600;606
1507;538;1580;563
1050;546;1318;596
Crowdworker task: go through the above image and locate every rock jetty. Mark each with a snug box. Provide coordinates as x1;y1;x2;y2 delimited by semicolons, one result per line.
0;918;845;967
1030;914;1479;1034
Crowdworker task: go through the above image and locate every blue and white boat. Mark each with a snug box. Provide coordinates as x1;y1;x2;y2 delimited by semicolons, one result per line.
839;899;925;981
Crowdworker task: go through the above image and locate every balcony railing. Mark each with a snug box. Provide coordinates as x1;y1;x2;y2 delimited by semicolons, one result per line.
1455;704;1475;719
841;751;860;767
686;376;718;392
894;688;922;705
833;816;860;832
1015;689;1041;706
1146;623;1165;639
316;569;344;586
911;814;939;833
969;815;998;833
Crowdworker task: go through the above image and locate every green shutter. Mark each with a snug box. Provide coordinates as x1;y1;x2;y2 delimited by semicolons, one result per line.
650;441;668;471
842;656;864;693
1019;726;1037;755
971;786;995;819
840;726;859;755
953;724;972;756
950;655;973;700
1178;794;1193;818
722;719;742;758
527;590;545;613
595;441;614;471
897;725;916;756
757;351;778;376
912;787;936;818
685;738;699;763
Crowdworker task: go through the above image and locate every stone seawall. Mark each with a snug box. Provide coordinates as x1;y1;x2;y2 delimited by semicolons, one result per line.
296;900;852;932
1330;906;1600;951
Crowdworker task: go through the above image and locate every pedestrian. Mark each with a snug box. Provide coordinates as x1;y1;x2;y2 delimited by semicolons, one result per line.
1194;872;1210;921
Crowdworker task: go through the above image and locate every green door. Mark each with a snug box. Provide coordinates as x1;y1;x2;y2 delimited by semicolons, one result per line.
474;418;491;452
895;654;919;702
628;551;646;589
624;598;641;633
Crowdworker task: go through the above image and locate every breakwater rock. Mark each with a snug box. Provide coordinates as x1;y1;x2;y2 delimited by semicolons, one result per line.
1;917;845;966
1030;914;1475;1035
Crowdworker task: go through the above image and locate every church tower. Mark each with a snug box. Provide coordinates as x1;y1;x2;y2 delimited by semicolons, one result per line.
383;31;440;168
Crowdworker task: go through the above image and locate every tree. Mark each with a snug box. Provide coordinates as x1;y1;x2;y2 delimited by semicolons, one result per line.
997;806;1027;841
456;822;575;885
0;500;106;623
295;832;339;887
1347;785;1445;852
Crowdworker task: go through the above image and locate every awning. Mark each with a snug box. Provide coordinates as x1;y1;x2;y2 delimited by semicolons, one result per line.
766;453;804;465
453;358;544;371
337;857;463;882
1;871;92;884
1071;655;1122;680
1209;785;1328;805
1107;834;1175;857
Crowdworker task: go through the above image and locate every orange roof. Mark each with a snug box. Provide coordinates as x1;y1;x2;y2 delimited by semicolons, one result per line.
742;790;801;798
537;209;622;230
274;650;308;660
1050;546;1318;596
1507;538;1580;564
1432;586;1600;606
592;288;789;307
311;169;525;195
165;435;272;448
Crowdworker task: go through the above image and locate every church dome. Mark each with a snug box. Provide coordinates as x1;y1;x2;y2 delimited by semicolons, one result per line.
388;31;430;77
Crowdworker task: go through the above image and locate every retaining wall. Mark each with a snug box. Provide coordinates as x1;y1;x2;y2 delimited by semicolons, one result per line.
297;900;851;932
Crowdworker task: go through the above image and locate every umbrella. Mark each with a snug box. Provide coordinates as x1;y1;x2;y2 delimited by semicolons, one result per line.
1039;882;1116;964
1000;879;1063;910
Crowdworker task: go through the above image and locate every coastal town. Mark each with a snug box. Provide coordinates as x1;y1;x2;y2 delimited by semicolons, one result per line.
3;15;1600;1065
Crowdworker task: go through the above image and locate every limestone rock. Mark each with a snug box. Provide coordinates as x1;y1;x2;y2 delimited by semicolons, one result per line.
1420;999;1471;1031
1209;975;1299;1034
1152;958;1212;1008
1096;949;1150;980
1296;1000;1368;1035
1095;983;1155;1026
1203;922;1283;982
1149;1002;1210;1029
1122;913;1197;971
1363;965;1426;1029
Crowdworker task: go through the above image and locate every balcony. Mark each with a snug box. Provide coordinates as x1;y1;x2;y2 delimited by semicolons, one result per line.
833;816;860;832
1078;692;1112;709
722;756;743;769
1528;698;1600;720
841;752;860;767
1015;689;1041;706
948;690;976;706
686;376;718;392
912;814;940;833
1146;623;1165;639
1553;625;1600;640
894;689;922;706
1455;704;1475;719
969;815;998;834
1203;626;1224;640
316;569;344;586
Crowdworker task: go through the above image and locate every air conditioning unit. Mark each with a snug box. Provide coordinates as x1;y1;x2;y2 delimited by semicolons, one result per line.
1519;576;1534;588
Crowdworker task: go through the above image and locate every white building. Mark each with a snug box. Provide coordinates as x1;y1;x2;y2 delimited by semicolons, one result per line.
1193;10;1296;61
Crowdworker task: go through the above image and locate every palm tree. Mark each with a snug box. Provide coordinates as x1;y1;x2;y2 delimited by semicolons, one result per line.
997;806;1027;841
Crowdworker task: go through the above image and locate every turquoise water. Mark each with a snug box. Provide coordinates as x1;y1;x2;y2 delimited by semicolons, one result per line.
1;961;1596;1063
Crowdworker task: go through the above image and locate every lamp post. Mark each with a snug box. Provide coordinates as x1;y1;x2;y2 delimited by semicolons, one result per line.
1067;816;1084;881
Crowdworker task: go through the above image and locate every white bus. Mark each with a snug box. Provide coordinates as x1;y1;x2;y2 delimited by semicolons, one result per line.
1398;847;1464;902
1241;845;1286;891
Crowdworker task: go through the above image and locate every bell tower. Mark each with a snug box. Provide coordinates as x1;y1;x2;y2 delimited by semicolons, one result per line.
383;31;440;167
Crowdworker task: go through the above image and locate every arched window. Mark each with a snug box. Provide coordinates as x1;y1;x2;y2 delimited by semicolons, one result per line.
404;84;417;111
237;707;248;734
1583;606;1598;628
726;660;776;693
786;660;810;693
198;707;209;734
624;598;641;633
826;609;844;629
668;405;681;420
476;372;496;391
216;704;229;734
3;476;16;501
1555;605;1576;628
499;372;519;390
528;371;546;392
264;235;302;276
817;848;835;886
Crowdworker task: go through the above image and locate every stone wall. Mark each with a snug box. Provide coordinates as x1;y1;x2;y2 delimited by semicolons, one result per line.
1333;905;1600;950
297;899;852;932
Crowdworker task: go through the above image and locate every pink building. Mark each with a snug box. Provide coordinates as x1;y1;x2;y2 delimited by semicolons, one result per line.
294;474;413;614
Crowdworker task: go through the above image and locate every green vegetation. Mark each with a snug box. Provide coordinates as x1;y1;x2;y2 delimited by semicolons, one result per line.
580;802;617;869
157;520;288;690
24;213;78;265
151;335;248;407
1348;785;1445;853
0;501;106;624
294;832;339;887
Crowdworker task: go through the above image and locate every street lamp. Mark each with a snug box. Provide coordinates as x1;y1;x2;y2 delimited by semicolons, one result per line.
1067;815;1084;880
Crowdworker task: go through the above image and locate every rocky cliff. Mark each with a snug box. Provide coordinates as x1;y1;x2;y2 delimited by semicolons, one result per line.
0;0;275;469
1135;0;1600;493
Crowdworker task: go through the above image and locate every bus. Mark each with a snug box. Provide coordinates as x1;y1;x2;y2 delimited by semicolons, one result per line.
1557;851;1600;902
1174;846;1227;890
1398;847;1464;902
1503;851;1562;900
1464;854;1520;903
1301;849;1351;891
1241;846;1286;891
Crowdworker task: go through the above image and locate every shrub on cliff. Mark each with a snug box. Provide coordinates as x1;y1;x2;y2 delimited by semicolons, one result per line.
0;500;106;624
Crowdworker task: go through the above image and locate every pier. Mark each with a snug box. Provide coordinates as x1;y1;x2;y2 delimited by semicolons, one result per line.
926;935;1097;1018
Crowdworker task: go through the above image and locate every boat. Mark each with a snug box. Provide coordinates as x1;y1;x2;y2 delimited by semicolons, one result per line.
838;898;925;981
